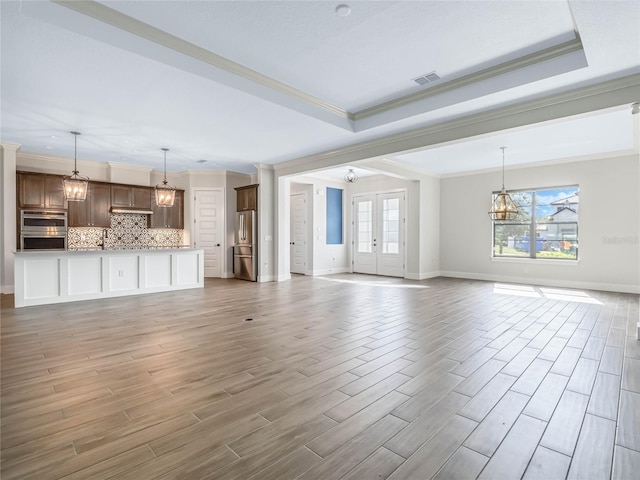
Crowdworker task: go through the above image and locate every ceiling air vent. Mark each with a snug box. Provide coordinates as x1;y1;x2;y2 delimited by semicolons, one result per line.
413;71;441;85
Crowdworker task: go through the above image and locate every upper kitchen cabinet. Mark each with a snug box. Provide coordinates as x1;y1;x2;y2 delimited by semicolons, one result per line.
111;184;152;209
150;190;184;229
235;184;258;211
68;182;111;228
17;172;67;210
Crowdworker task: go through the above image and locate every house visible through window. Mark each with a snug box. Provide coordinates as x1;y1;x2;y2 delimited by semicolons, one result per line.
492;186;579;260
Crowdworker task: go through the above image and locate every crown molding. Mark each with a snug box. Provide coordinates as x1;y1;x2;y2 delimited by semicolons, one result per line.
354;36;585;121
184;169;227;176
440;149;639;179
51;1;590;133
52;0;351;123
17;150;100;169
274;73;640;177
254;163;275;171
107;161;153;173
0;142;22;151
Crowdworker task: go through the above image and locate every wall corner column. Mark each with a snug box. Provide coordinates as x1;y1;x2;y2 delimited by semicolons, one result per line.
255;164;275;282
1;143;20;294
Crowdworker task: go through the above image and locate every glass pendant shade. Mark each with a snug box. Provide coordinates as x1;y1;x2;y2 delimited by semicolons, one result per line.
63;176;89;201
488;147;518;221
155;148;176;207
344;168;358;183
489;188;519;221
155;184;176;207
63;131;89;201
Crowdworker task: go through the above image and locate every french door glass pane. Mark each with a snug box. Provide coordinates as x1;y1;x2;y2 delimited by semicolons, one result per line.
358;201;372;253
383;198;400;254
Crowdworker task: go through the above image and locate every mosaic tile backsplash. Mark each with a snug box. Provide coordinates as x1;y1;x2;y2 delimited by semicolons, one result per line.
68;214;184;250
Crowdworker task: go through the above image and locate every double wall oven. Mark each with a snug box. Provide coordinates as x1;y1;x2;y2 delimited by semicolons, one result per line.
20;210;68;250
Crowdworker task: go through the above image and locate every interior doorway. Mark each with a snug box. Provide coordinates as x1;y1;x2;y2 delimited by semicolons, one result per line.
353;191;405;277
290;192;307;274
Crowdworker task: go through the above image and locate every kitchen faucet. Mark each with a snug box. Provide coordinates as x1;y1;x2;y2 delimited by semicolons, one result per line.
101;229;108;250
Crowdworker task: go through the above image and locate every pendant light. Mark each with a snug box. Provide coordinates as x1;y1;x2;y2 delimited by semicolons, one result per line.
155;147;176;207
488;147;519;221
62;131;89;201
344;168;358;184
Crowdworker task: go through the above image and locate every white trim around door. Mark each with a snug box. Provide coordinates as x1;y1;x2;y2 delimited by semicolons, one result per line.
193;188;225;278
353;190;406;278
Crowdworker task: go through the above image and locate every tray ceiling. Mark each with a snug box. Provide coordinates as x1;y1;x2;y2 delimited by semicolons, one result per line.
1;1;638;176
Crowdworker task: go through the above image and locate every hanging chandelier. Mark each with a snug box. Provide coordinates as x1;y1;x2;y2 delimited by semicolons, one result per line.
488;147;519;221
62;131;89;201
344;168;358;184
155;148;176;207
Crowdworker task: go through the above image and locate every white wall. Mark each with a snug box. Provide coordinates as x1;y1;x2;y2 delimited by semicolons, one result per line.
440;154;640;293
257;165;275;282
419;174;441;279
290;182;314;274
1;144;19;294
286;176;350;276
312;181;349;276
347;173;440;280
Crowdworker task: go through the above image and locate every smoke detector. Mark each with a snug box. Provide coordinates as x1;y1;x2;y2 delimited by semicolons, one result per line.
413;72;441;86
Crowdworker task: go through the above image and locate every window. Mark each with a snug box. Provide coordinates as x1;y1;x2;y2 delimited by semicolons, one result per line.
382;197;400;254
492;186;579;260
326;187;343;244
357;200;373;253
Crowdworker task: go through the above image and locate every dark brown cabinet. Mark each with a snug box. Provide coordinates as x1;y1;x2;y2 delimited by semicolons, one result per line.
68;182;111;227
17;172;185;232
111;185;152;209
17;172;67;210
149;190;184;229
235;184;258;211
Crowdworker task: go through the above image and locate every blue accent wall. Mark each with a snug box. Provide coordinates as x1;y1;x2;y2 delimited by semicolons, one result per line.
326;187;343;245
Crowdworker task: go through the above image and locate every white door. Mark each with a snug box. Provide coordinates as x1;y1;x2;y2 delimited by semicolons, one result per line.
353;192;405;277
353;195;377;275
193;189;224;277
290;193;307;274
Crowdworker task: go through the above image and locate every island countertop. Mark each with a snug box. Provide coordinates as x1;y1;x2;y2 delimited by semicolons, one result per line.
14;248;204;308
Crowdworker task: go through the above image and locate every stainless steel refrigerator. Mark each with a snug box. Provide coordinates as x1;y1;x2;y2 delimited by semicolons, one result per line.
234;210;257;281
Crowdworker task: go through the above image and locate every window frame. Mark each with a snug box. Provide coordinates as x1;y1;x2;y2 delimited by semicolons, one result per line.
491;185;579;261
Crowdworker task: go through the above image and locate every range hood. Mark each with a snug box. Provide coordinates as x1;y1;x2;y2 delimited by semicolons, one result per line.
110;207;153;215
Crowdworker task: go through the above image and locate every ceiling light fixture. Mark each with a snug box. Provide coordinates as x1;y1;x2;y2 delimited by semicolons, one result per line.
488;147;518;221
344;168;358;183
62;131;89;201
155;148;176;207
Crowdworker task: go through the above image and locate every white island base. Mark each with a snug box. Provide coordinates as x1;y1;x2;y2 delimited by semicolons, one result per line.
14;248;204;308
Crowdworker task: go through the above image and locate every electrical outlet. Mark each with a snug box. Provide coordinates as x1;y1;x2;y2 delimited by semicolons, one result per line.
118;270;125;277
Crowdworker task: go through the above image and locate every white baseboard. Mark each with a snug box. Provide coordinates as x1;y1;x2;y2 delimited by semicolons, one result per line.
311;267;351;276
1;285;15;295
440;270;640;294
405;271;442;281
257;274;275;283
276;273;292;282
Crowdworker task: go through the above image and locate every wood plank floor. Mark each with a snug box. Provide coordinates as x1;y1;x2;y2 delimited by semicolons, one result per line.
1;275;639;479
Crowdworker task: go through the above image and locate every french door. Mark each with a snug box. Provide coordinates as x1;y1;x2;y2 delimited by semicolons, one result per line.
353;192;405;277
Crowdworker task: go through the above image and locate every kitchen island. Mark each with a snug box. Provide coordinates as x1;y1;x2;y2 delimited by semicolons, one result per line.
14;247;204;308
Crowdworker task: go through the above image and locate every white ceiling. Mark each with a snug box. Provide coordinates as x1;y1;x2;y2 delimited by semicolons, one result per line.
1;1;639;176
